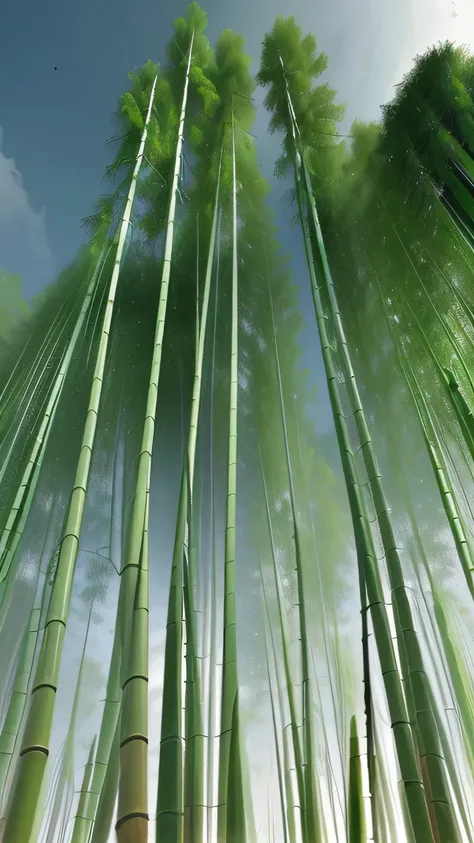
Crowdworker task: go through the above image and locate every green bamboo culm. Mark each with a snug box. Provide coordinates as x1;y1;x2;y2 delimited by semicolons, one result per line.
155;25;197;843
183;144;223;843
43;601;94;843
259;556;293;843
0;518;65;812
217;109;246;843
259;454;306;843
348;715;366;843
205;209;221;843
116;490;150;843
156;471;186;843
0;601;41;804
69;433;124;843
266;245;322;843
1;73;158;843
69;600;121;843
70;736;97;843
90;717;121;843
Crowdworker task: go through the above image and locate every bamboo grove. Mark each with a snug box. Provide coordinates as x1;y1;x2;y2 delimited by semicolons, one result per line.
0;5;474;842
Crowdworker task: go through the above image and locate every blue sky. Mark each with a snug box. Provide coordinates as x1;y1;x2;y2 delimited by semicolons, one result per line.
1;0;472;301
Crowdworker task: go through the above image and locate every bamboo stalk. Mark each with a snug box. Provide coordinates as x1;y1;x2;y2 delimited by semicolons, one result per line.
90;717;120;843
2;73;158;843
348;715;366;843
206;208;221;843
266;244;322;843
259;558;291;843
0;507;60;809
260;457;306;842
155;32;197;843
217;109;245;843
116;490;149;843
43;603;94;843
70;604;121;843
0;602;41;803
70;736;97;843
184;145;222;843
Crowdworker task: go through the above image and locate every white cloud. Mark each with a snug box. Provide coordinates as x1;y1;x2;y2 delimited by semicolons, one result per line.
0;126;55;299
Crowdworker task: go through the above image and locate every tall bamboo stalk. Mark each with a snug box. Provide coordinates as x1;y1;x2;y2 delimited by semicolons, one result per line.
348;715;366;843
206;209;221;843
90;716;120;843
292;410;348;817
69;415;124;843
116;490;150;843
259;559;291;843
43;605;94;843
183;145;223;843
70;736;97;843
266;248;321;843
259;453;307;842
154;30;197;843
2;74;158;843
70;606;121;843
0;595;41;803
217;110;245;843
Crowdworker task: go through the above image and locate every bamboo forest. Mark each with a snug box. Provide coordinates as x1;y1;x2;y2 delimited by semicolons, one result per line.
1;2;474;841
